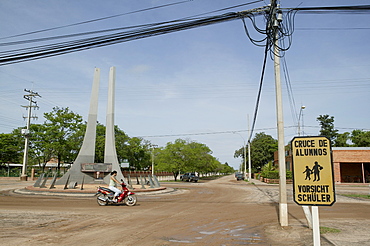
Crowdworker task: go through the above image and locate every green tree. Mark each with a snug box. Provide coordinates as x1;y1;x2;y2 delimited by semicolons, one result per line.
155;139;188;180
220;162;235;174
185;141;216;173
94;123;130;164
1;108;133;173
114;125;130;163
124;137;151;170
155;139;220;180
234;132;278;171
28;124;53;171
317;115;338;144
42;107;83;171
94;123;106;163
63;122;85;164
0;132;23;164
335;132;350;147
350;130;370;147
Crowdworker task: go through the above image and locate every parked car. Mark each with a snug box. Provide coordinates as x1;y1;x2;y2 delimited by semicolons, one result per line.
180;172;199;182
235;173;244;181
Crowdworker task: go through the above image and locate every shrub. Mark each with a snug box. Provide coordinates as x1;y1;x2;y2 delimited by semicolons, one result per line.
286;171;292;179
264;171;279;179
261;170;293;180
260;162;275;178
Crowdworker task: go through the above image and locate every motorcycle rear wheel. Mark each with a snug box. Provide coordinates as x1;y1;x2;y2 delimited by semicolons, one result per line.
97;194;108;206
124;195;137;206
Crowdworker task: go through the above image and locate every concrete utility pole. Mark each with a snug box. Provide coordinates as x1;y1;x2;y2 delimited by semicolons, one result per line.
247;114;252;182
151;144;158;175
271;0;288;227
298;105;313;229
233;132;247;178
21;89;41;181
243;140;247;180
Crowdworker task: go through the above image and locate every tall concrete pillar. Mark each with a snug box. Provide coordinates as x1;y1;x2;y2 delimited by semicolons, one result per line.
103;67;125;183
56;68;100;185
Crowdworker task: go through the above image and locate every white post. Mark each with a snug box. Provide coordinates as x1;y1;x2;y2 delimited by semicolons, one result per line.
312;206;321;246
233;132;246;178
21;101;32;180
299;106;311;228
361;163;365;183
150;144;158;176
152;150;154;176
244;142;247;180
248;114;252;182
275;43;288;226
21;89;40;181
272;1;288;226
302;206;313;229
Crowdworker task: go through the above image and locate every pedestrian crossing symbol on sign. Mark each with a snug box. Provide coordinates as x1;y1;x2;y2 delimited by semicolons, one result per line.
303;161;323;181
291;136;336;206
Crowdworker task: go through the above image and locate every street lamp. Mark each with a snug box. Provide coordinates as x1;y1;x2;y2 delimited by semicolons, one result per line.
298;105;306;136
150;144;158;175
297;105;313;228
233;132;247;180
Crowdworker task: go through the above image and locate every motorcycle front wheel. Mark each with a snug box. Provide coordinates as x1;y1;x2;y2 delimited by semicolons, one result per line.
124;195;137;206
97;194;108;206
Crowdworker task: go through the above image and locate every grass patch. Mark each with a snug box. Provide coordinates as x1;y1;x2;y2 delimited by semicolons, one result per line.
341;194;370;199
320;226;341;234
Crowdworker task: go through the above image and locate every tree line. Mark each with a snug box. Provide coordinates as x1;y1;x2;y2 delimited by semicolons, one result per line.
0;107;234;178
234;114;370;172
317;114;370;147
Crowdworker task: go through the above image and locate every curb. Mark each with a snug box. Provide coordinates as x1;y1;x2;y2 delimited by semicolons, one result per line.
13;186;174;197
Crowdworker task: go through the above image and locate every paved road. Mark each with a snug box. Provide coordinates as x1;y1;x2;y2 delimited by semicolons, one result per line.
0;176;369;245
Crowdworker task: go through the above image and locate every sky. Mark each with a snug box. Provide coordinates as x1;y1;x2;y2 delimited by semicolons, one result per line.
1;0;370;170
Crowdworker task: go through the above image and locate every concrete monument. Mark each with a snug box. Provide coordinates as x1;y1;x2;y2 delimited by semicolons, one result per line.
56;67;124;185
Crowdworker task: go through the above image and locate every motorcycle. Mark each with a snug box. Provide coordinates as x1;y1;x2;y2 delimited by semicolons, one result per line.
95;180;137;206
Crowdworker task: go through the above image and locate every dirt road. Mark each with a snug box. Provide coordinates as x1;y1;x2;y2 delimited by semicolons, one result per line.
0;176;369;246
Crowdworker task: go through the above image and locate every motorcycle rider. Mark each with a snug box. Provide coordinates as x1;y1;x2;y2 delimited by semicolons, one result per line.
109;170;121;202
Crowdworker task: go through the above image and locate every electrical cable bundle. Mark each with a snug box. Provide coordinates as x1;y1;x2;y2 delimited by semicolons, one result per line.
0;1;265;66
1;4;369;66
0;12;257;66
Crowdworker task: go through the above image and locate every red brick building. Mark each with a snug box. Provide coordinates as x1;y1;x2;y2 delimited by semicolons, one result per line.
332;147;370;183
275;147;370;183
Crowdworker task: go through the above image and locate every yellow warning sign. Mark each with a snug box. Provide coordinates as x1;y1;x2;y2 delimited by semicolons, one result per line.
291;136;336;206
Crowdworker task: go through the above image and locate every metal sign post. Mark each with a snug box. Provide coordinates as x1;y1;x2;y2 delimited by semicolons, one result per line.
291;136;336;246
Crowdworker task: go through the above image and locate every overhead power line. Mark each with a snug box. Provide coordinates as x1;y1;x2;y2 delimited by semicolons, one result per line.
0;6;268;66
0;1;264;47
1;4;370;66
138;126;289;138
137;126;370;139
287;5;370;14
296;27;370;31
0;0;195;40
